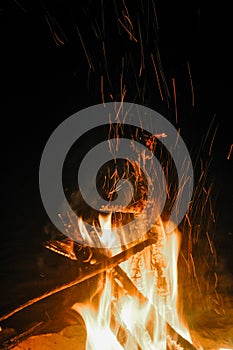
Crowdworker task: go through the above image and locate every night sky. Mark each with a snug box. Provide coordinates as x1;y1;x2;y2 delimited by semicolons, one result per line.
1;1;232;277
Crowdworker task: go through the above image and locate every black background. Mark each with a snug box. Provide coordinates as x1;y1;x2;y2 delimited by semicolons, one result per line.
0;0;232;315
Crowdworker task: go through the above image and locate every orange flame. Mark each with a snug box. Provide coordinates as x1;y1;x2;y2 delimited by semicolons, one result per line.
72;214;192;349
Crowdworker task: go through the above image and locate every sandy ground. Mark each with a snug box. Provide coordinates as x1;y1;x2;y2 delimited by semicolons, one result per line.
5;316;233;350
2;284;233;350
10;324;86;350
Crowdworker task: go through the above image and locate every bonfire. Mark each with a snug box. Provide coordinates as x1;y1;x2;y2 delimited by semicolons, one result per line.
1;1;232;350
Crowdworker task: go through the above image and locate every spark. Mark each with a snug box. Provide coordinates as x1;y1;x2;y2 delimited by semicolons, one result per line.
189;253;203;297
41;0;67;47
185;213;192;228
209;198;215;223
91;23;100;39
76;25;94;71
174;127;181;148
172;77;178;124
113;0;121;34
200;113;216;153
206;231;214;254
150;53;163;100
122;0;130;19
187;62;195;106
120;57;125;100
53;31;65;45
151;0;159;30
227;143;233;160
13;0;27;12
118;18;138;42
137;15;145;76
101;75;105;106
102;41;113;91
156;49;171;100
209;124;218;156
44;15;64;46
124;15;134;29
202;186;207;195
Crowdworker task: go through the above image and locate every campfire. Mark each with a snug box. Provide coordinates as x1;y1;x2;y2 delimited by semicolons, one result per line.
1;216;196;350
1;1;232;349
70;213;193;350
0;106;195;349
1;206;232;350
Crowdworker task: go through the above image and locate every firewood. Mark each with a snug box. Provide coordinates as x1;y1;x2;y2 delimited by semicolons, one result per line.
0;232;198;349
0;237;156;323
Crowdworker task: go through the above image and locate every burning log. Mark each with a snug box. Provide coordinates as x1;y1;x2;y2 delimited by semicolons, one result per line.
0;229;198;349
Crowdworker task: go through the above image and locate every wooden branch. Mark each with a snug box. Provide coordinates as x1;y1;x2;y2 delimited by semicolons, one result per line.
0;237;156;323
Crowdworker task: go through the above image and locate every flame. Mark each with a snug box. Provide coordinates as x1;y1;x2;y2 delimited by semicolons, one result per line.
72;214;192;349
98;213;122;256
73;279;124;350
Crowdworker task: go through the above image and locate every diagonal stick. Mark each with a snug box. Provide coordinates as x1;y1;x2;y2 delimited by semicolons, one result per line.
0;237;155;323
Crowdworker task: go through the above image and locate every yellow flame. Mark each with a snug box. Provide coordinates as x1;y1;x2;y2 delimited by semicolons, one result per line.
73;279;124;350
78;217;94;246
98;213;122;256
